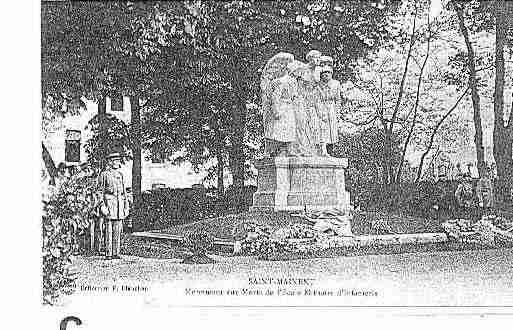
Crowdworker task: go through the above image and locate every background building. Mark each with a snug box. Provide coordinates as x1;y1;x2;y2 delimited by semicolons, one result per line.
43;97;204;191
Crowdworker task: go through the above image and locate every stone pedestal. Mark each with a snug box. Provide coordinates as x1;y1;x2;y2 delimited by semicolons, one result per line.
251;157;350;212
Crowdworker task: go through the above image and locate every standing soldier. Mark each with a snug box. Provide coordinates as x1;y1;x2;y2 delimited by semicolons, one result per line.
455;173;475;221
454;162;464;181
476;167;494;218
97;152;129;260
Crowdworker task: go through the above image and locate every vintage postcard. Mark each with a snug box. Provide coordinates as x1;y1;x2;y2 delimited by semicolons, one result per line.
35;0;513;327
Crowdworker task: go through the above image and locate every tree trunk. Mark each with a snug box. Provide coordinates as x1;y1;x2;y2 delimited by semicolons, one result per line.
382;126;395;185
229;100;246;211
42;142;58;185
492;0;513;203
455;5;486;177
216;148;225;196
98;96;108;170
380;6;417;186
396;14;431;184
130;96;142;218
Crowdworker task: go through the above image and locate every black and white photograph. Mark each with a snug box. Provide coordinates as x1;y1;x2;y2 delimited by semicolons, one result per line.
30;0;513;326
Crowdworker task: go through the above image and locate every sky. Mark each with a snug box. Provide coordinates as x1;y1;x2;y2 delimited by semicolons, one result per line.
430;0;443;18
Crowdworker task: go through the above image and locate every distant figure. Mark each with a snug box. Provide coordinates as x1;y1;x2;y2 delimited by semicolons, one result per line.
57;162;69;178
466;163;473;177
79;162;94;178
476;168;494;218
455;173;476;220
97;152;129;260
55;162;70;190
454;162;464;181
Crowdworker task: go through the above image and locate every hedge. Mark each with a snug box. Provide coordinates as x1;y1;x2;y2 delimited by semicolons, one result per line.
133;185;257;231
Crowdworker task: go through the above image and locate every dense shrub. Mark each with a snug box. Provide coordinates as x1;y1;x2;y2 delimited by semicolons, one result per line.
135;187;216;231
183;231;215;256
134;185;257;231
42;175;96;304
222;185;257;212
356;181;461;219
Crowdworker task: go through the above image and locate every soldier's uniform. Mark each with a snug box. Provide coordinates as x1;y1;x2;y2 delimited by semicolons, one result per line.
97;153;129;259
476;175;494;218
455;175;476;221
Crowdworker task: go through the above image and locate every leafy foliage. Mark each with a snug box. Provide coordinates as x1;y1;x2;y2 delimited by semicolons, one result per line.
135;187;217;231
357;181;460;220
85;113;132;169
41;2;171;103
42;175;97;304
335;127;403;187
140;0;401;191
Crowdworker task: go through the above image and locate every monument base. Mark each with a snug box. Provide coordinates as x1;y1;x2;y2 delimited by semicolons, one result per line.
251;157;350;212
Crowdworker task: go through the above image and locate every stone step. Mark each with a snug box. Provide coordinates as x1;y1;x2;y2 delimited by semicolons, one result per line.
354;232;448;247
131;231;235;247
132;231;448;250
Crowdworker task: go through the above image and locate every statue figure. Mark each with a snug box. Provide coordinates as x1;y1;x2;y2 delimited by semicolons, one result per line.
261;52;295;157
319;55;334;68
297;49;323;156
317;65;341;156
267;60;306;156
289;61;318;157
304;50;322;83
260;50;341;158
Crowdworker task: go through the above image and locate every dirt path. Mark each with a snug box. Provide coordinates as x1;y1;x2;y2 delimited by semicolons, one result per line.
67;247;513;307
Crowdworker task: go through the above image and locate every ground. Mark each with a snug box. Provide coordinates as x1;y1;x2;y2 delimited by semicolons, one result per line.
64;210;513;308
69;247;513;306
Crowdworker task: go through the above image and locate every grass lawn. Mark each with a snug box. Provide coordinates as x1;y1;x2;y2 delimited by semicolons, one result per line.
120;233;190;259
127;208;511;261
158;210;445;241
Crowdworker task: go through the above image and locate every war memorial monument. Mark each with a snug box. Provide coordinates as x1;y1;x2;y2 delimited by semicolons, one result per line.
251;50;350;213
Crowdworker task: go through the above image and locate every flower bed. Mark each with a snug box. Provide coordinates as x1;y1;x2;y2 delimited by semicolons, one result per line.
442;215;513;247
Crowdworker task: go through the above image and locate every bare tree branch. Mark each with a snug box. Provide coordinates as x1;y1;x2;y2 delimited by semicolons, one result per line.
415;84;470;183
390;5;418;131
343;114;379;126
396;9;432;183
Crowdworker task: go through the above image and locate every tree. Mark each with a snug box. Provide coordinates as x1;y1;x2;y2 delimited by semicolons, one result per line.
415;84;470;182
130;97;143;210
336;127;403;187
42;2;182;217
446;0;513;200
492;0;513;202
141;70;235;195
140;0;400;208
395;8;432;183
342;0;466;185
84;113;131;169
453;1;486;177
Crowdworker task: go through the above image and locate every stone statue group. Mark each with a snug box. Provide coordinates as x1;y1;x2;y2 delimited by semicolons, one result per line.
261;50;342;158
